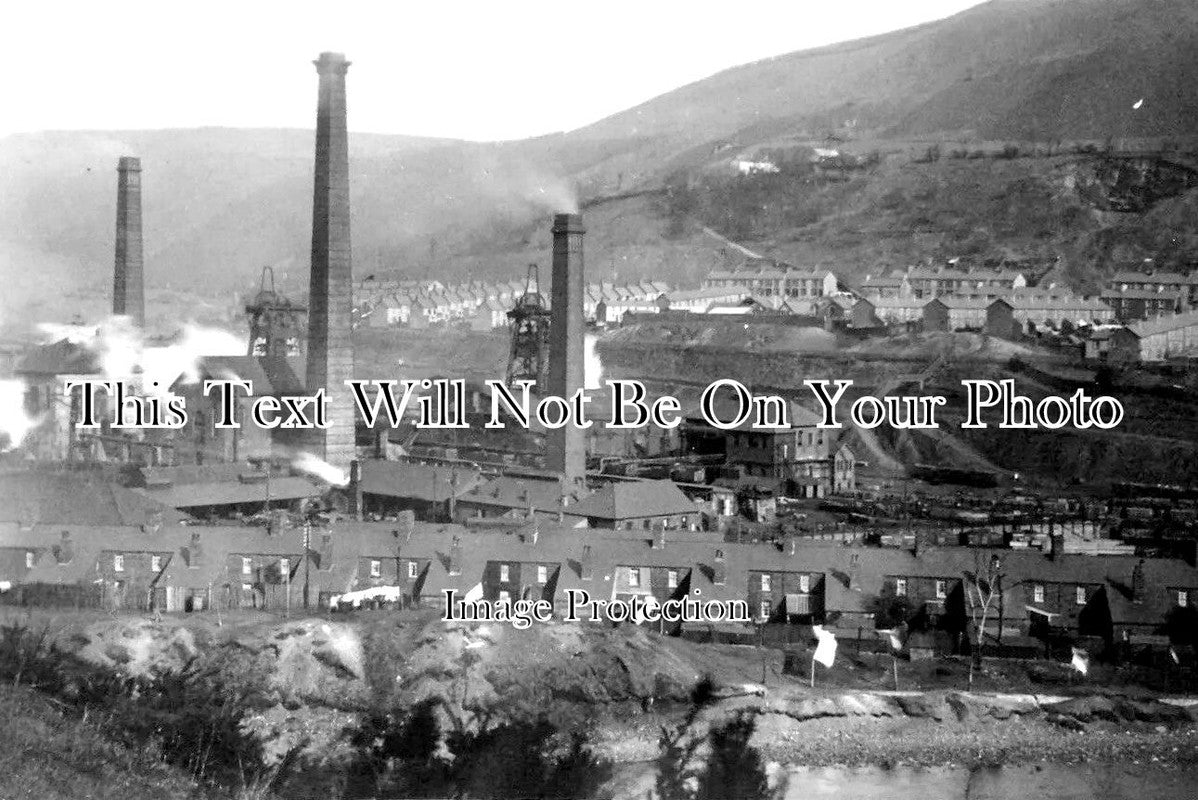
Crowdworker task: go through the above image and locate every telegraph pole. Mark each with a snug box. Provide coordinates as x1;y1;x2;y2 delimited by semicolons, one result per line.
303;516;312;610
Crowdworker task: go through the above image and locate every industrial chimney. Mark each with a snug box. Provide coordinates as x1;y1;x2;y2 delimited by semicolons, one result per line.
112;156;145;327
547;213;586;490
305;52;357;470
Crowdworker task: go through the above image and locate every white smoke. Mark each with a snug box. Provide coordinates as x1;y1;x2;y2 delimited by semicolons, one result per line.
583;333;603;391
36;316;243;395
0;379;41;452
529;178;580;215
291;451;349;487
141;324;244;390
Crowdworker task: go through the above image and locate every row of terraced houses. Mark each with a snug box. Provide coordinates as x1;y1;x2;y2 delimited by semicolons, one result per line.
357;277;670;330
3;477;1195;656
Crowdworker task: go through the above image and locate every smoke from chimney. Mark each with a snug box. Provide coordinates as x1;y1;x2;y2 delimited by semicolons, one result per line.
547;213;586;489
305;52;357;470
113;157;145;328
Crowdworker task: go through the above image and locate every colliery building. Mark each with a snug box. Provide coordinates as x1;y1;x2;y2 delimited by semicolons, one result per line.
679;397;856;498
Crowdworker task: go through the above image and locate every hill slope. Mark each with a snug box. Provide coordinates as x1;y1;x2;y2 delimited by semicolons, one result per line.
4;0;1198;329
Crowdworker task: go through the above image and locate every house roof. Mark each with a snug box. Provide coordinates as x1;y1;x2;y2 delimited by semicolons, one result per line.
358;460;483;503
997;295;1111;313
1101;288;1183;301
459;475;583;513
1129;309;1198;339
926;297;991;310
15;338;101;376
564;479;699;522
3;508;1198;631
0;470;186;527
861;297;924;310
1110;270;1198;286
135;477;320;509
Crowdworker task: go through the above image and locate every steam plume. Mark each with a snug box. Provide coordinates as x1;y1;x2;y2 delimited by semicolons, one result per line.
291;451;350;487
0;379;41;452
36;316;243;394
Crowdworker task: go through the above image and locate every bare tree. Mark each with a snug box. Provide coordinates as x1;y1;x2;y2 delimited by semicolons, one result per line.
965;553;1003;691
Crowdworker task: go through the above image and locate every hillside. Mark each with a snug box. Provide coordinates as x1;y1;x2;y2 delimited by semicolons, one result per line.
5;0;1198;332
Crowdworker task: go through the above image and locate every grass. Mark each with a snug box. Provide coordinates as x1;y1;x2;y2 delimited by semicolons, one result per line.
0;684;228;800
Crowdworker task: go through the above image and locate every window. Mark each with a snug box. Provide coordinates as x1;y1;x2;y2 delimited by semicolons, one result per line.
498;590;511;605
241;583;253;594
628;567;640;587
760;574;772;592
1179;591;1189;608
408;560;418;579
895;578;908;597
150;555;162;572
242;557;252;575
24;551;33;569
1075;586;1086;605
279;558;290;576
499;564;510;582
667;570;678;589
113;554;124;572
537;565;548;584
1033;584;1045;604
935;580;947;600
760;601;771;620
799;574;810;593
369;559;381;578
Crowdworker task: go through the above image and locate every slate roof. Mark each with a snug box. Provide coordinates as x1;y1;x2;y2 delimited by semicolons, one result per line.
1110;270;1198;286
459;476;581;514
1101;288;1183;301
0;471;186;527
564;479;699;522
3;506;1198;634
1129;309;1198;339
359;460;483;502
134;477;320;509
15;338;101;376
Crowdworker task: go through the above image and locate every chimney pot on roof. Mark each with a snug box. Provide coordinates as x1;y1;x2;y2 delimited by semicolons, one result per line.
449;535;462;576
188;532;204;567
580;544;594;580
319;532;334;570
1049;532;1065;561
55;531;74;565
1132;558;1146;603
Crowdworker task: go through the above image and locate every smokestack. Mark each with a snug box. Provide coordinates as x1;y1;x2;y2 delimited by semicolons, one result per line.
547;213;586;489
113;157;145;327
305;52;357;470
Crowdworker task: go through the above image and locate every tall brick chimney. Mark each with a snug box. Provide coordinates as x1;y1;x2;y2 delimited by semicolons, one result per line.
305;52;357;469
547;213;586;489
113;157;144;327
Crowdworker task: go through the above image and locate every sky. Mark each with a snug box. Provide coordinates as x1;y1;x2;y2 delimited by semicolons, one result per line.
3;0;986;142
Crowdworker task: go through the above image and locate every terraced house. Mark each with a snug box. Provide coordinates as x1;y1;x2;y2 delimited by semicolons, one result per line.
2;488;1197;659
704;261;839;299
